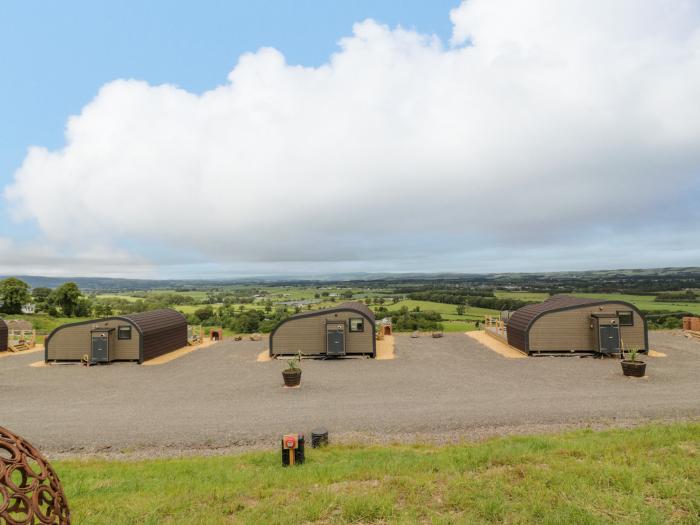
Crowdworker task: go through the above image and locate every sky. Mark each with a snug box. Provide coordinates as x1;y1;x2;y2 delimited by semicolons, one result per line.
1;0;699;279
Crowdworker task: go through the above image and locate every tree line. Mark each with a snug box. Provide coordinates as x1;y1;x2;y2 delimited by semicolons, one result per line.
405;290;533;311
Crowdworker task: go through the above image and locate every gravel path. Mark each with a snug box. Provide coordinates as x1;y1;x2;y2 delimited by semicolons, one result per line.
1;331;698;458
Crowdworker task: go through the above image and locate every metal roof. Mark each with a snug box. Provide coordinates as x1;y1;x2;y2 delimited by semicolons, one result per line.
122;309;187;336
286;301;375;321
335;301;375;321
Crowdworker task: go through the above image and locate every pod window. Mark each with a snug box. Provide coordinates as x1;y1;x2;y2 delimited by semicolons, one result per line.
118;326;132;340
617;311;634;326
349;318;364;332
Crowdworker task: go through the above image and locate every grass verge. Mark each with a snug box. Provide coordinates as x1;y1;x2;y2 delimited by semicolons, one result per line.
57;423;700;524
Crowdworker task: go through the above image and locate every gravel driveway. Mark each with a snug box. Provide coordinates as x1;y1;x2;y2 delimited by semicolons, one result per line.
1;331;698;457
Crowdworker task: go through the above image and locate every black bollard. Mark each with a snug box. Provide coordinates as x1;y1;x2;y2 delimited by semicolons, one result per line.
311;428;329;448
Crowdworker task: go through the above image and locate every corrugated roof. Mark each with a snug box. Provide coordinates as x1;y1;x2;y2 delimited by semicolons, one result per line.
336;301;375;321
122;308;187;336
506;295;616;352
286;301;375;321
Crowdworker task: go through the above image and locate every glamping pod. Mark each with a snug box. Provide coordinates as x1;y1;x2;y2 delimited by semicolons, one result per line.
45;308;187;364
507;295;647;355
270;301;376;358
0;318;7;352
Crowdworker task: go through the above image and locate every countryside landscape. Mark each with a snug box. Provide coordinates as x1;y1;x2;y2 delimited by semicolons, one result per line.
3;267;700;340
1;267;700;523
2;0;700;523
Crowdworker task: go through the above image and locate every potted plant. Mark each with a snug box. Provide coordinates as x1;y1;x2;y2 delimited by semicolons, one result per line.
282;351;303;387
621;346;646;377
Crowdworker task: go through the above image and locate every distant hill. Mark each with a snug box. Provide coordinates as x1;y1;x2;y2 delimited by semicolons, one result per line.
1;267;699;292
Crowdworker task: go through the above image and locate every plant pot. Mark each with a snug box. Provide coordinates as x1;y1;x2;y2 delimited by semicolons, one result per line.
621;360;646;377
282;368;302;387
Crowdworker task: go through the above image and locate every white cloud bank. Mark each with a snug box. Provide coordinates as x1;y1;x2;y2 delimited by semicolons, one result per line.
5;0;700;276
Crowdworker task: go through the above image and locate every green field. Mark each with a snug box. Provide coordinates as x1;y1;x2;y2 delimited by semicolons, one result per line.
572;293;700;315
384;300;497;333
23;288;696;339
495;290;550;302
495;291;700;315
1;313;91;341
94;293;142;303
387;300;497;317
58;423;700;524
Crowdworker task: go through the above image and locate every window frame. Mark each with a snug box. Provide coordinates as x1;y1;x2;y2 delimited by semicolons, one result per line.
117;325;133;340
616;311;634;327
349;318;365;333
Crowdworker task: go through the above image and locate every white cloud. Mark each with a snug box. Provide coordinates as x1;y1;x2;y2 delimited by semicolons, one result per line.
4;0;700;276
0;237;154;278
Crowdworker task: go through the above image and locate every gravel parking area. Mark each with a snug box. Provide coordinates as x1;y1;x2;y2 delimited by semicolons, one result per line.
1;331;698;457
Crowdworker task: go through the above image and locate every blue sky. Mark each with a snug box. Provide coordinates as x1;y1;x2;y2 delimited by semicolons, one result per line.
0;0;456;239
1;0;699;278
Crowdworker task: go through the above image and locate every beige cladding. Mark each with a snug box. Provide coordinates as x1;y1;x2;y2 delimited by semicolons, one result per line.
46;319;140;361
272;309;374;355
528;302;646;352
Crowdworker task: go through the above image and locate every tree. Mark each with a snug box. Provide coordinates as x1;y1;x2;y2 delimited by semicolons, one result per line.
456;304;466;316
51;282;83;317
194;306;214;323
0;278;30;314
93;302;113;317
32;287;52;304
75;297;93;317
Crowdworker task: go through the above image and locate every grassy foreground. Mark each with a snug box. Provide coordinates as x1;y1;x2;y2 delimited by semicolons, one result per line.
58;423;700;524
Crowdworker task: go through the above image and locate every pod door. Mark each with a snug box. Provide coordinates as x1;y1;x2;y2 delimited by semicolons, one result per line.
598;324;620;354
326;322;346;357
90;329;112;362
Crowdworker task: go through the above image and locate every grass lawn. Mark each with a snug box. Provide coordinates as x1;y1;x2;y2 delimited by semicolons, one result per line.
58;423;700;524
442;320;479;332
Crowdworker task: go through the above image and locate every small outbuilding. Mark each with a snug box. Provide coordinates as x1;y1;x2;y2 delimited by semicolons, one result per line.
45;309;187;364
270;301;376;358
506;295;647;355
0;318;8;352
377;317;393;336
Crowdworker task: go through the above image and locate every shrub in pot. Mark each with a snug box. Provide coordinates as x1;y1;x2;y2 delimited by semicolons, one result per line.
282;351;302;387
621;346;646;377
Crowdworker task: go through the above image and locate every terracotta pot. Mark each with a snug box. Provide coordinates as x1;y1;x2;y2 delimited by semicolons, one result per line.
282;369;302;387
621;360;646;377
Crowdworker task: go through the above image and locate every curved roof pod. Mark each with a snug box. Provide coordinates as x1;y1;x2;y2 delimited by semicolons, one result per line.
0;318;8;352
270;301;376;357
122;309;188;338
506;295;647;353
45;308;187;363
